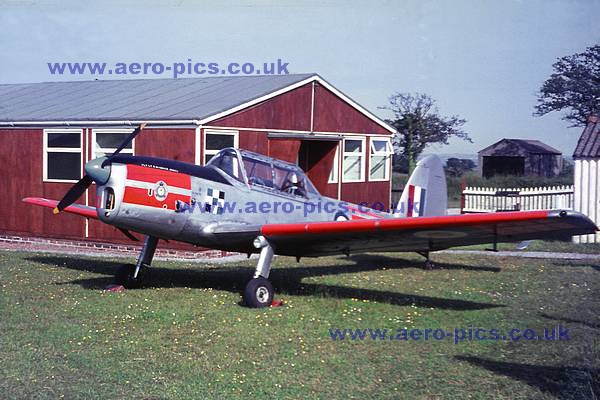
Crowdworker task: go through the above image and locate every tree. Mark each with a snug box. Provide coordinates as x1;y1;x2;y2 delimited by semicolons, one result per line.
535;44;600;127
445;157;476;177
381;93;471;173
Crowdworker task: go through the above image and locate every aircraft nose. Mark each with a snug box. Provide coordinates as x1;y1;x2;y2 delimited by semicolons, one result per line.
84;157;111;185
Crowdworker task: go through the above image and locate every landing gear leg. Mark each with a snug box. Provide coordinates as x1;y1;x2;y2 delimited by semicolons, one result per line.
116;236;158;288
417;251;436;270
244;236;275;308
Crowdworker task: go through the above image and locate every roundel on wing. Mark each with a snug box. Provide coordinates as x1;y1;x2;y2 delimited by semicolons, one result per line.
413;230;467;239
154;181;169;201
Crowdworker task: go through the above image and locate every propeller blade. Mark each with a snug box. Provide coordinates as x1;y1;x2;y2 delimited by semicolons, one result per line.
110;122;146;158
53;175;93;214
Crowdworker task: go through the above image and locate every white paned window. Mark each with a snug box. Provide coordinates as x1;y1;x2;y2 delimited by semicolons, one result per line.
43;129;83;182
204;130;239;164
92;129;134;159
342;138;366;182
369;138;393;181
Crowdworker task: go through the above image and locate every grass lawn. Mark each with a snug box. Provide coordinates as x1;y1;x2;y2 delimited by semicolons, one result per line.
0;249;598;399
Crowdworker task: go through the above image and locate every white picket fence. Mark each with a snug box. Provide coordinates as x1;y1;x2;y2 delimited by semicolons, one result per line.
462;185;574;213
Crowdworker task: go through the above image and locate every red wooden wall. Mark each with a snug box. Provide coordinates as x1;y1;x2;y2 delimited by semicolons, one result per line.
211;84;312;131
0;128;85;239
211;82;390;136
312;83;390;134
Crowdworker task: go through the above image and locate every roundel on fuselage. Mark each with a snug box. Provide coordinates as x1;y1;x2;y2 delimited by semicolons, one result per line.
154;181;169;201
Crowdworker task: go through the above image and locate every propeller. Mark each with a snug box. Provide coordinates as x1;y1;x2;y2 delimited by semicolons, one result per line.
53;122;146;214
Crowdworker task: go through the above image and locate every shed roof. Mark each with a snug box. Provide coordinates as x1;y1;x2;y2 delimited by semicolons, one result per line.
0;74;314;123
479;139;562;156
0;74;394;132
573;117;600;158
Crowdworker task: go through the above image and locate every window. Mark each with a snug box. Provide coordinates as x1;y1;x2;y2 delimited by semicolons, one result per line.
44;129;82;182
328;145;339;183
369;138;393;181
92;129;134;159
342;138;365;182
204;130;239;164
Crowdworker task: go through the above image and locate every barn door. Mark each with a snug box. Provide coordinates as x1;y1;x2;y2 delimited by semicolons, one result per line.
298;140;338;193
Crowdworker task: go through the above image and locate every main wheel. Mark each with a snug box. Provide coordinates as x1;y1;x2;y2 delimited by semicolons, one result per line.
115;264;147;289
244;277;274;308
334;212;349;221
424;260;436;270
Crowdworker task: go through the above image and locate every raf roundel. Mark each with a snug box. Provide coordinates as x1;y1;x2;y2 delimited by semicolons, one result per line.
154;181;169;201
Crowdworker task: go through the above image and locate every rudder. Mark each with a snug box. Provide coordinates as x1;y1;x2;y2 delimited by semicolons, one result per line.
394;155;447;217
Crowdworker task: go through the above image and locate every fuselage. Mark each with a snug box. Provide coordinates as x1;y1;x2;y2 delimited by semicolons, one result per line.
95;152;394;253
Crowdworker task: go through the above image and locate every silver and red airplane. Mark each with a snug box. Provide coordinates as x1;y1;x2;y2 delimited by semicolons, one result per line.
24;124;597;307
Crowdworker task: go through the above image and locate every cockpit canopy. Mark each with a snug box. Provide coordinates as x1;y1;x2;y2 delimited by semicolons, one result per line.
207;147;319;197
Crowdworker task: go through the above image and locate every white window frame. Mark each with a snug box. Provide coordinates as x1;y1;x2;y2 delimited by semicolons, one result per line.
92;128;135;160
342;137;366;183
43;128;83;183
203;129;239;165
369;137;393;181
328;144;339;183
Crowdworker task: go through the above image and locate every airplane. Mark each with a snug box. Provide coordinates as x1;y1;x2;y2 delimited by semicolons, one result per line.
23;124;598;307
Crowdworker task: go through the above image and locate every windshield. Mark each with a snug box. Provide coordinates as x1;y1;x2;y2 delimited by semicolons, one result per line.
206;148;244;183
241;155;319;196
207;147;319;196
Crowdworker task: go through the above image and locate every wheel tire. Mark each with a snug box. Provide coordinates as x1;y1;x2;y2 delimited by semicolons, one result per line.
334;212;349;221
424;260;435;270
244;277;274;308
115;264;147;289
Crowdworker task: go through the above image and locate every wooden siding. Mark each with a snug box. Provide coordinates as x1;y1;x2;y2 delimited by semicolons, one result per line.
210;82;391;136
210;84;312;131
238;130;269;155
313;83;389;135
0;128;85;239
341;181;390;209
267;139;301;164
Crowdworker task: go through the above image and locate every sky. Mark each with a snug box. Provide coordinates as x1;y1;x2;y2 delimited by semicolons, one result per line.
1;0;599;155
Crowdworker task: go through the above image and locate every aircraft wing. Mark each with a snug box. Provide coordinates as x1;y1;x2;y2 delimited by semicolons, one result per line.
260;210;597;257
23;197;98;219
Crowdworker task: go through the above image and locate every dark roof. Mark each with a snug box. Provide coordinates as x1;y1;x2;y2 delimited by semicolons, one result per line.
0;74;315;122
479;139;562;156
573;118;600;158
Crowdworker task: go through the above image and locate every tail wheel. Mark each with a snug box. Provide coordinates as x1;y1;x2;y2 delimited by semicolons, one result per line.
244;277;274;308
424;260;436;270
115;264;147;289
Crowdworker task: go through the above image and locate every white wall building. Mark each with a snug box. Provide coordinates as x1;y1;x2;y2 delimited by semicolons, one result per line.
573;116;600;243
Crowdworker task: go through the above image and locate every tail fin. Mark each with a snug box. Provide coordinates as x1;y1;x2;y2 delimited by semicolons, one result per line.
394;155;447;217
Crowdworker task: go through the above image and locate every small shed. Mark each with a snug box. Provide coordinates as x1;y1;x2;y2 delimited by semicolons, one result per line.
573;116;600;243
478;139;563;178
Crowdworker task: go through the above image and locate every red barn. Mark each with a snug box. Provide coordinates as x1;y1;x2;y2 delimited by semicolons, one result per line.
0;73;394;248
